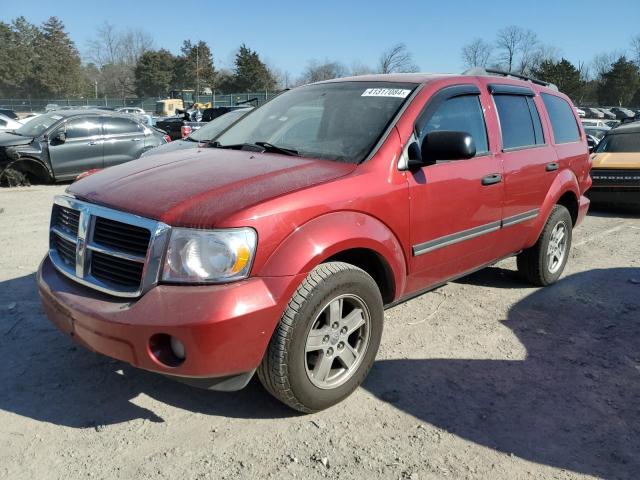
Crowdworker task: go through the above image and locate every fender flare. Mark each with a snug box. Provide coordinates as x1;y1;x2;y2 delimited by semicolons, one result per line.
526;169;580;246
258;211;407;299
0;155;53;183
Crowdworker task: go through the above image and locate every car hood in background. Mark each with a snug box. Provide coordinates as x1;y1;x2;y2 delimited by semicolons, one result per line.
0;132;34;147
142;139;202;157
591;152;640;169
68;149;357;227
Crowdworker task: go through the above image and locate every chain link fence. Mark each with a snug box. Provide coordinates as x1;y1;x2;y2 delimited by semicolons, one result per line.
0;91;280;114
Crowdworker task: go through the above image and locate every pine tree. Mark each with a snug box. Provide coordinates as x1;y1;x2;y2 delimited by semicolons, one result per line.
34;17;83;97
532;58;583;102
135;49;176;97
233;44;276;92
597;56;640;106
172;40;216;93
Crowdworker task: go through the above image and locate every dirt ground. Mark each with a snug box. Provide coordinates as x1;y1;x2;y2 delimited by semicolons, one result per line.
1;185;639;480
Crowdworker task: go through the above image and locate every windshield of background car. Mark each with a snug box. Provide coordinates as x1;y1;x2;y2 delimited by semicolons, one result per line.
15;112;63;136
585;128;607;140
190;109;251;142
215;82;418;163
595;132;640;153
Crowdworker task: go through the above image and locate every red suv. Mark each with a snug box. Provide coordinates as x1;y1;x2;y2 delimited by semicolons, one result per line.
38;72;591;412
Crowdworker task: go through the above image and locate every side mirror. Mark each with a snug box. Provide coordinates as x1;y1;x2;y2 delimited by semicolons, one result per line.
417;131;476;166
52;131;66;143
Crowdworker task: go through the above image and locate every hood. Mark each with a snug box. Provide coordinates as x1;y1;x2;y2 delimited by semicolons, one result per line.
591;152;640;169
142;139;200;157
68;148;357;227
0;132;34;147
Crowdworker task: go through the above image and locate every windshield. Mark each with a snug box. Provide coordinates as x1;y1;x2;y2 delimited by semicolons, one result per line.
585;128;607;140
215;82;417;163
190;109;251;142
596;132;640;153
15;112;63;136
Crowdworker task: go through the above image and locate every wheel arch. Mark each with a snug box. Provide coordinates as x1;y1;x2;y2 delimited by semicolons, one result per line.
1;156;53;184
258;211;407;303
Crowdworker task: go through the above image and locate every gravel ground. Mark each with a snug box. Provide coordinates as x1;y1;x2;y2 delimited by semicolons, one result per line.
1;185;639;480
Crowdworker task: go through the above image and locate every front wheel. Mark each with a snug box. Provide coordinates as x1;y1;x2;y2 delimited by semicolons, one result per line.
258;262;383;413
517;204;573;286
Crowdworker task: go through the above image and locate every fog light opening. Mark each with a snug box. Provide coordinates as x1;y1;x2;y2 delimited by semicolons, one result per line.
149;333;186;367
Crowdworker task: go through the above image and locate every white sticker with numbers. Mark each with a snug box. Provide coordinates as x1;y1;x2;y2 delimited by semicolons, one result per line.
361;88;411;98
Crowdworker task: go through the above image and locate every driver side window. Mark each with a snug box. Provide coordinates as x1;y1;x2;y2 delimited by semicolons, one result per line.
419;95;489;155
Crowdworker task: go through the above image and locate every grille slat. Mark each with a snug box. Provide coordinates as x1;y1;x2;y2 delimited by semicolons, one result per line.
93;217;151;256
52;205;80;237
91;251;144;287
53;235;76;267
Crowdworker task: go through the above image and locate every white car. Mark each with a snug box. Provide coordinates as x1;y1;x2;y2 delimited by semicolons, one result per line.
582;119;608;128
116;107;146;115
575;107;586;118
0;113;22;131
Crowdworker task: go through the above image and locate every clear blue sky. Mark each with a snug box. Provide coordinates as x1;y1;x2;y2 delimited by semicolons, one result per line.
2;0;639;77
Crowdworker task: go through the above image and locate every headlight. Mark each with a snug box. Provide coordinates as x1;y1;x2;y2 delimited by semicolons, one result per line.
162;228;257;283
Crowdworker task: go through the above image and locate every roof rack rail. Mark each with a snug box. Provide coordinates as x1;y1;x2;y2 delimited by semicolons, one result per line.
462;67;558;91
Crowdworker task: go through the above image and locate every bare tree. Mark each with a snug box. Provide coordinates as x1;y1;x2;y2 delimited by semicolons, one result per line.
516;30;542;74
591;51;624;80
86;22;121;66
377;43;419;74
631;34;640;67
350;61;374;76
495;26;527;72
298;59;348;84
461;38;493;68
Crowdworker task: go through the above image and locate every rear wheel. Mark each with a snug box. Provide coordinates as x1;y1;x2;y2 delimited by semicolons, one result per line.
258;262;383;413
517;205;572;286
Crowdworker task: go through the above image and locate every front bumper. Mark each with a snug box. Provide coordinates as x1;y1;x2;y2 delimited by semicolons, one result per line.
38;256;304;384
588;169;640;206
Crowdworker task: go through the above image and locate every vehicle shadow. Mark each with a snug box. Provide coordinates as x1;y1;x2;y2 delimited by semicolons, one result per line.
0;273;296;428
364;267;640;479
453;265;527;289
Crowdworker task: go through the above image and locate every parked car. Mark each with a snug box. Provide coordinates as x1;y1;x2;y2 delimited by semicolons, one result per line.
155;109;206;140
575;107;586;118
585;107;604;119
610;107;635;120
581;119;608;127
116;107;146;115
583;125;610;142
142;108;252;157
38;72;590;412
202;105;253;122
596;108;617;120
589;122;640;206
0;110;168;186
0;108;18;120
0;113;22;131
605;119;621;129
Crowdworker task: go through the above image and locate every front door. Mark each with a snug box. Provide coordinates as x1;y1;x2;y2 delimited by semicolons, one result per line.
48;116;103;180
406;86;504;293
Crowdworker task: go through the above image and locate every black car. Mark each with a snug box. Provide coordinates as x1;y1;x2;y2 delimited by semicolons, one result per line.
201;105;251;122
142;108;252;157
0;110;167;186
0;109;18;120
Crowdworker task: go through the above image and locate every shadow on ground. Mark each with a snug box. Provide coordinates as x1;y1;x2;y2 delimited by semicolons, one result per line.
364;267;640;479
0;273;295;428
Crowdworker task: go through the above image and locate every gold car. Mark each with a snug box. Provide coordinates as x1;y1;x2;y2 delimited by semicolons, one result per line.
589;123;640;206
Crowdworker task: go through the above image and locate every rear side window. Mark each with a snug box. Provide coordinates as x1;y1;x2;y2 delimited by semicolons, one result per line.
104;117;143;135
541;93;580;144
420;95;489;154
494;95;544;150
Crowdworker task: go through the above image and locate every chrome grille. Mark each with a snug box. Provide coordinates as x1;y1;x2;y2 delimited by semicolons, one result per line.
48;195;171;298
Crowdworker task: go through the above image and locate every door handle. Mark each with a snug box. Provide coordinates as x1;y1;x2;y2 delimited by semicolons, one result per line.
546;162;559;172
131;138;142;142
88;141;101;146
481;173;502;186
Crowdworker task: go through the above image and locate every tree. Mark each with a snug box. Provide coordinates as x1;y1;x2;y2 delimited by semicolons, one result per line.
86;22;153;98
377;43;419;74
495;26;526;72
0;17;42;97
172;40;216;94
597;56;640;106
532;58;583;102
461;38;493;69
298;60;348;84
631;34;640;67
232;44;276;92
134;49;175;97
33;17;83;97
591;51;624;81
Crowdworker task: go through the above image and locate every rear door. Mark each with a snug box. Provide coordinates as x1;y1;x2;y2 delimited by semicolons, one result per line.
406;85;505;292
102;116;147;168
488;84;558;255
48;116;103;179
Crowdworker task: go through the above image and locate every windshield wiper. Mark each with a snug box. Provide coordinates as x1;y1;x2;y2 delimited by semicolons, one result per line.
208;141;299;156
254;142;299;156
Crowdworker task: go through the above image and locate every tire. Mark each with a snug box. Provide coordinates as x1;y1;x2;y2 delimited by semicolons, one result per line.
517;205;572;286
258;262;384;413
0;166;30;187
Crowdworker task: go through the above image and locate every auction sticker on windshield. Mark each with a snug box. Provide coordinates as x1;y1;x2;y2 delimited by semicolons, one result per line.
361;88;411;98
